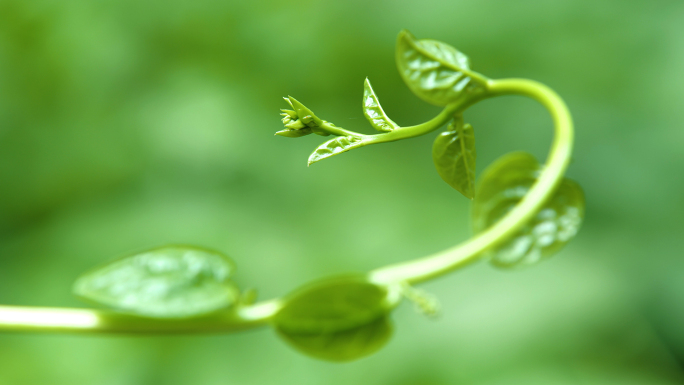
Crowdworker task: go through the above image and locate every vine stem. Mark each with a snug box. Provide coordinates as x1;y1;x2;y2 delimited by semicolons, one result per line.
369;78;574;284
0;300;281;334
0;78;572;333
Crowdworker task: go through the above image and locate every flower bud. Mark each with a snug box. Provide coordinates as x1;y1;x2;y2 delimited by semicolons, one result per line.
277;96;334;137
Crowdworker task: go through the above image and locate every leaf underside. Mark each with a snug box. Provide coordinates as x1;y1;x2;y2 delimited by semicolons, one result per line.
273;276;394;361
472;152;585;268
432;118;476;199
308;136;366;166
363;78;398;132
276;316;393;362
73;246;240;318
396;30;486;106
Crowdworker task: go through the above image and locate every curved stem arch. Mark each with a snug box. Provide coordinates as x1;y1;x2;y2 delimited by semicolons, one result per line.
369;78;574;284
0;78;573;334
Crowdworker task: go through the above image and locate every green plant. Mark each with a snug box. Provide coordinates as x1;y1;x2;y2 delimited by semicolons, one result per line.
0;30;584;362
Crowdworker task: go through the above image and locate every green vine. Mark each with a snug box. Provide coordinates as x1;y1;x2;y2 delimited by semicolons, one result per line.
0;30;584;362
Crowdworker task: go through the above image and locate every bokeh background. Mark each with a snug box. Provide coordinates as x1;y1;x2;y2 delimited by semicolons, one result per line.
1;0;683;384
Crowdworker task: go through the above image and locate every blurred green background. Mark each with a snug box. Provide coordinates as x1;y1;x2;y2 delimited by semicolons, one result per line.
1;0;683;383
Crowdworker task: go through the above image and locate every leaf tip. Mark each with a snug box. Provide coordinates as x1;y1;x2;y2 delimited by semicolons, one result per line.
288;96;310;114
308;152;326;166
397;29;416;44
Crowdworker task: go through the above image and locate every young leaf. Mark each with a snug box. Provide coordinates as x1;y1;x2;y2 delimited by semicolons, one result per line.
288;96;323;127
276;128;313;138
363;78;398;132
73;246;240;318
396;30;488;106
272;276;399;361
472;152;585;267
308;136;366;166
432;116;476;199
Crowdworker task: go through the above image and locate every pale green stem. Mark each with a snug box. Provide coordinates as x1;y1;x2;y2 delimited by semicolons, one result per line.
369;78;573;284
317;93;480;144
0;300;281;334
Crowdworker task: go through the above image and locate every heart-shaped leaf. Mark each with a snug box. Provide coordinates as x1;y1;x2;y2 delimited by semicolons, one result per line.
308;136;367;166
273;276;399;361
432;116;476;199
396;30;488;106
73;246;240;318
472;152;585;267
363;78;398;132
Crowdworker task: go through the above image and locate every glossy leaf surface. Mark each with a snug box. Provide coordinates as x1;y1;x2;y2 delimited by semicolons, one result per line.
73;246;239;318
273;276;397;361
432;117;476;199
396;30;487;106
308;136;366;166
472;152;585;267
363;78;398;132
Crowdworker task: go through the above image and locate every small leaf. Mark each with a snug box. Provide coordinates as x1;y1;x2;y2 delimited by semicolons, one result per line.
396;30;488;106
281;109;297;119
472;152;585;268
432;116;476;199
73;246;240;318
308;136;366;166
288;96;323;127
284;119;306;129
273;276;399;361
363;78;398;132
276;128;313;138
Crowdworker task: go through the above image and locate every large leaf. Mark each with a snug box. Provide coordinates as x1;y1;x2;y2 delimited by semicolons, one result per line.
363;78;398;132
73;246;240;318
273;276;399;361
307;136;367;166
432;116;476;199
396;30;488;106
472;152;585;267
